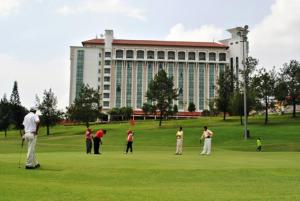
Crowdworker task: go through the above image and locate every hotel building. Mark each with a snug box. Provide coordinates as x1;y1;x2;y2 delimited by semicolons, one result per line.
69;27;249;113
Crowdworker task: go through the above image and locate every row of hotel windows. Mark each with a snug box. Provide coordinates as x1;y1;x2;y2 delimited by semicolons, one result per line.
109;61;225;110
104;50;226;61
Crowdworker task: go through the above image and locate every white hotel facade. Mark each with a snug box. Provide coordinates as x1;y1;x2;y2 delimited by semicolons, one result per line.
69;27;249;113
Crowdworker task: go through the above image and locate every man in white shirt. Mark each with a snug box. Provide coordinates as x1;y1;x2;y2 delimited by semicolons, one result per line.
201;126;213;155
23;107;40;169
175;126;183;155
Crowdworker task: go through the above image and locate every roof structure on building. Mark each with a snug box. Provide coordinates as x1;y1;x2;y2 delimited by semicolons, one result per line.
82;38;228;48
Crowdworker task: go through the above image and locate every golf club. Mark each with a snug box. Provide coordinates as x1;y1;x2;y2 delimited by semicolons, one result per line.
18;138;25;168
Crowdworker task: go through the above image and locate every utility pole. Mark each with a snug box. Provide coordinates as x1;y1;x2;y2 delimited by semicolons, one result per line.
237;25;249;139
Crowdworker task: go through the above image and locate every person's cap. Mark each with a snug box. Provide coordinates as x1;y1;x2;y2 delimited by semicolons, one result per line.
30;107;37;112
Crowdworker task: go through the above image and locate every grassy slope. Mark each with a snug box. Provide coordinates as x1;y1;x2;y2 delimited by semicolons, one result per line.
0;115;299;201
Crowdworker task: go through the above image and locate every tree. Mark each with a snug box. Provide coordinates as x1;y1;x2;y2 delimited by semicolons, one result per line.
0;94;11;137
120;107;133;120
274;78;288;115
188;102;196;112
36;89;63;135
146;70;178;126
108;108;121;121
216;68;235;120
9;81;27;134
280;60;300;118
142;103;152;115
10;81;21;105
230;92;244;124
66;84;101;127
252;68;276;124
173;104;178;114
239;57;258;120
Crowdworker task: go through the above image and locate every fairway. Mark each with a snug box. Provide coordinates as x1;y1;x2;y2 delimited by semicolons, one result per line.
1;115;300;201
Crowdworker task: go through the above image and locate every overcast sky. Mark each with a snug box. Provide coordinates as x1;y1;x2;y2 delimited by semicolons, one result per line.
0;0;300;110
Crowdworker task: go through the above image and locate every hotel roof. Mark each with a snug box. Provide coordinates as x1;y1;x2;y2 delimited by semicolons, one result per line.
82;38;228;48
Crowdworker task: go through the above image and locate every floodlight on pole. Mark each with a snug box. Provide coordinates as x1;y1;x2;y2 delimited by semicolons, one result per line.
237;25;249;139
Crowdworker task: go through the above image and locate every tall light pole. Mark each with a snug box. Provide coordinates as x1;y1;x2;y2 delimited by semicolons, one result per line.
237;25;249;139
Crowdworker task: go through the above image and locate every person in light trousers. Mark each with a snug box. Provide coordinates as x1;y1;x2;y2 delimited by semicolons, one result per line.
201;126;213;155
175;126;183;155
22;107;40;169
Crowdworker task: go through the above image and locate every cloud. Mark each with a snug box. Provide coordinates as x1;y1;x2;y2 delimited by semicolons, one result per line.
57;0;146;21
0;53;69;110
165;23;225;42
0;0;21;16
249;0;300;69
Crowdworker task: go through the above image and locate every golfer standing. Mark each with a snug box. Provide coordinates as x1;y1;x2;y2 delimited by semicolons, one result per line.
201;126;213;155
175;126;183;155
125;130;134;154
85;127;93;154
22;107;40;169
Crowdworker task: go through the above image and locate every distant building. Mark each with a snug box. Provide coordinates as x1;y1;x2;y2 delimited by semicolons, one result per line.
69;27;249;112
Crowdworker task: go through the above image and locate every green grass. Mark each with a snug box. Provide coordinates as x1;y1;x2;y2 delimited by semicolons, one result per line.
0;115;300;201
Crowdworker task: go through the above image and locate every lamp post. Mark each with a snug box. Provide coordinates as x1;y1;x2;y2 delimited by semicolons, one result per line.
237;25;249;139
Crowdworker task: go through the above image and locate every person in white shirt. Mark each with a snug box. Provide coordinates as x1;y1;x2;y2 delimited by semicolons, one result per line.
175;126;183;155
22;107;40;169
201;126;213;155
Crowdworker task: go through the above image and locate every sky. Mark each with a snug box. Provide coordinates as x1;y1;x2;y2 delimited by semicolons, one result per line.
0;0;300;110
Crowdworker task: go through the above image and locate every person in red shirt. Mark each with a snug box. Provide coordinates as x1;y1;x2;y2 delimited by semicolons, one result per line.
93;129;106;154
85;127;93;154
125;130;134;154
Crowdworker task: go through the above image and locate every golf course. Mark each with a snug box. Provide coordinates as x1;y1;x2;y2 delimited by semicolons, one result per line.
1;115;300;201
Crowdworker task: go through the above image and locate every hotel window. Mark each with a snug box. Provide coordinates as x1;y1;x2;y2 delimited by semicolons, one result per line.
219;53;226;61
98;61;101;65
199;52;206;61
147;62;153;103
168;63;174;78
209;53;216;61
178;51;185;60
209;64;215;98
136;61;143;108
105;60;111;65
99;53;101;57
188;63;194;103
188;52;195;60
178;63;184;109
219;64;225;76
104;85;110;90
104;76;110;82
137;50;144;59
147;51;154;59
104;68;110;74
126;50;134;59
116;50;123;58
158;62;163;71
103;93;110;98
157;51;165;59
76;50;84;98
168;51;175;60
105;52;111;58
126;61;132;107
103;101;109;107
115;61;122;108
199;63;205;110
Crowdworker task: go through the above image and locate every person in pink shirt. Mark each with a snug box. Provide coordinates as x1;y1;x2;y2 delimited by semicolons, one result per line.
125;130;134;154
85;127;93;154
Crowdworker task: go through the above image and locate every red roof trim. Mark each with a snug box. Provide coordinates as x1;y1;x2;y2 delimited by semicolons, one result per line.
82;39;228;48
